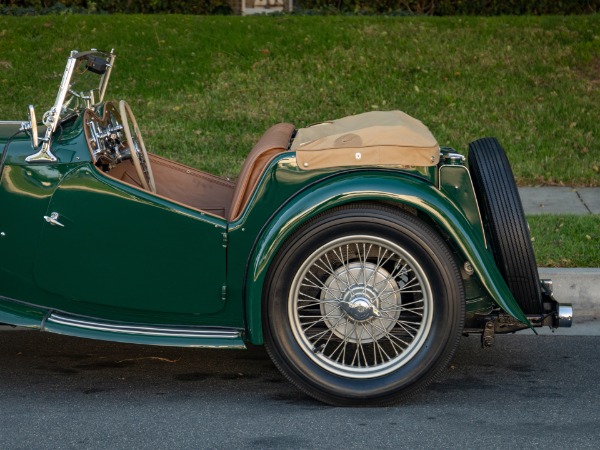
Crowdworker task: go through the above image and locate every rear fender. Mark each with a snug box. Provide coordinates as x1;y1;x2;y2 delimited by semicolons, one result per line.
244;173;530;344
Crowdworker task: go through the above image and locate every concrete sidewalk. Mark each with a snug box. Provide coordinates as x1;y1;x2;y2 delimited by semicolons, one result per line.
519;186;600;215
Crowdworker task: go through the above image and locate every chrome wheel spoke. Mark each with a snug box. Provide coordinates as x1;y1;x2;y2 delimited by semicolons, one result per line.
290;235;433;379
297;300;340;310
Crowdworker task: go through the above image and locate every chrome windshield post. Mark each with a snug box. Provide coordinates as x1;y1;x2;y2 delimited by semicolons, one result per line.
25;51;78;163
98;49;116;103
25;49;115;164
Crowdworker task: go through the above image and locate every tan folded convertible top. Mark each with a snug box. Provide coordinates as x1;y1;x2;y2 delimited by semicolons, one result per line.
291;110;439;170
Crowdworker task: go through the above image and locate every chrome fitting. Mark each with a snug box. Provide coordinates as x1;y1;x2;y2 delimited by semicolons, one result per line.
540;279;553;295
555;303;573;328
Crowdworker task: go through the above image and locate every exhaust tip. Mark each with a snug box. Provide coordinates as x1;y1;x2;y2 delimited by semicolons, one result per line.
555;303;573;328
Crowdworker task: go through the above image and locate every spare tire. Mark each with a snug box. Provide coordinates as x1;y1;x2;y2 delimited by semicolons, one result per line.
468;137;542;314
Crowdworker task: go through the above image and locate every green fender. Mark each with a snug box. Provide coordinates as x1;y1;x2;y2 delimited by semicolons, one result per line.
244;172;531;344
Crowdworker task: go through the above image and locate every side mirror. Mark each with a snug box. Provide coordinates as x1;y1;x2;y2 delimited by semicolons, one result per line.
85;55;109;75
20;105;39;150
27;105;38;150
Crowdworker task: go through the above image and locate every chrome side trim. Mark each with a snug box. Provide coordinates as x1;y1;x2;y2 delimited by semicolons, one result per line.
47;313;242;339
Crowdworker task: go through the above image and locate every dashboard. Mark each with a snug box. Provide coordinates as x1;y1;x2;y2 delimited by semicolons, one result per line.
83;101;131;171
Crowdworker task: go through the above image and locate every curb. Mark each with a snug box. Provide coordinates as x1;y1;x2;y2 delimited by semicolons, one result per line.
538;268;600;318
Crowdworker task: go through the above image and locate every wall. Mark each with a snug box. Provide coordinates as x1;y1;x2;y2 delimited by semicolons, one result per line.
228;0;293;14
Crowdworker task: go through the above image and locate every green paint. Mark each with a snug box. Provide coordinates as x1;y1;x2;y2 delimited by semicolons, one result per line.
1;103;529;348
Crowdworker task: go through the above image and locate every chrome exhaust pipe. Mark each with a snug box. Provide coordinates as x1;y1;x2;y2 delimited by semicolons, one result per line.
555;303;573;328
541;279;573;328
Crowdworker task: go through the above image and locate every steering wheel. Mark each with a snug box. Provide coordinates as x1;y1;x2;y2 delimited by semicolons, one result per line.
119;100;156;193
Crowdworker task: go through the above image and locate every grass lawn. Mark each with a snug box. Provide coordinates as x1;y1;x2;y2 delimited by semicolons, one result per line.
528;215;599;267
0;14;598;184
0;14;598;267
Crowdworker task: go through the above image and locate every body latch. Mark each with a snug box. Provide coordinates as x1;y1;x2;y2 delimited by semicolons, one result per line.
44;212;64;227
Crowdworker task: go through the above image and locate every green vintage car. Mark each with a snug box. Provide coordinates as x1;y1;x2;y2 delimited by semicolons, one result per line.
0;49;572;406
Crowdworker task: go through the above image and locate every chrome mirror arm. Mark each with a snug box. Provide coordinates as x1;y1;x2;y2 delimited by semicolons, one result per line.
26;51;78;163
98;50;115;103
25;49;116;164
21;104;57;163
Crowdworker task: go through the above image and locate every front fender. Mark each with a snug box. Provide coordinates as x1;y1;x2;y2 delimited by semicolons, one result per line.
244;172;530;344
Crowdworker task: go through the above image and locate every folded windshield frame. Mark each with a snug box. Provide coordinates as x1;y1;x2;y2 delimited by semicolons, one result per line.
25;49;115;163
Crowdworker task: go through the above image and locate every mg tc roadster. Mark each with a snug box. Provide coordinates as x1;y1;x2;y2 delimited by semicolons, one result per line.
0;49;572;406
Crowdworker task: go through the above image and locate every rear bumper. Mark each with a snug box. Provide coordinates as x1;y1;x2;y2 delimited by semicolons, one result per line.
464;278;573;346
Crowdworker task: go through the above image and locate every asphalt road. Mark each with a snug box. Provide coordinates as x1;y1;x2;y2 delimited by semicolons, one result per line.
0;329;598;449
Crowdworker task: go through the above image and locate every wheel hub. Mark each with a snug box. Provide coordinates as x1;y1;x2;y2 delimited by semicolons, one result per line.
340;297;380;321
320;262;401;343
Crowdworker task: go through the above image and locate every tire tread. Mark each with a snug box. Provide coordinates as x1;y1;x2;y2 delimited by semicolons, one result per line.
468;138;542;314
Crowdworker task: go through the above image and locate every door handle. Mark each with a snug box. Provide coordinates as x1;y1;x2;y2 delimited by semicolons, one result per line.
44;212;64;227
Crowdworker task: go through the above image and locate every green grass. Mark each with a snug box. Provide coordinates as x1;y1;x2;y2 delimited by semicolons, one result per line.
0;14;598;184
528;215;600;267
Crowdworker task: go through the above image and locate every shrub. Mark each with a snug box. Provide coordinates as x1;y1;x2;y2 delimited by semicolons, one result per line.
0;0;233;15
294;0;600;15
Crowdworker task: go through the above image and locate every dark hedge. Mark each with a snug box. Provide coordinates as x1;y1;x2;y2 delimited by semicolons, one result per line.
1;0;598;15
0;0;233;15
294;0;599;15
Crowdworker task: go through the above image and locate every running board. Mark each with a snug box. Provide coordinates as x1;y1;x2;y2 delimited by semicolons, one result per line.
44;313;246;349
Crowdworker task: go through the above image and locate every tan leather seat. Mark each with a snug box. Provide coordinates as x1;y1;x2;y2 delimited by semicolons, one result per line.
228;123;295;222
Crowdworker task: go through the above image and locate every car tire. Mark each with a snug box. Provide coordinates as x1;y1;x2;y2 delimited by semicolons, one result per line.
468;137;542;314
263;203;464;406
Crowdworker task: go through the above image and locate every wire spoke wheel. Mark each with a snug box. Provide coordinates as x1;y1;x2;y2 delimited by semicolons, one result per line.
263;204;464;406
290;236;433;378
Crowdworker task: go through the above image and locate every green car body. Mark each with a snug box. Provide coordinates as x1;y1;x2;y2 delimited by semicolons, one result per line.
0;114;521;342
0;50;571;405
